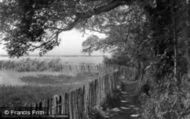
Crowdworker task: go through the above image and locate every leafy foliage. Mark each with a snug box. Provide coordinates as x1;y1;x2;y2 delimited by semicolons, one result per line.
1;0;190;118
82;1;190;118
0;0;129;57
83;3;153;69
82;35;100;55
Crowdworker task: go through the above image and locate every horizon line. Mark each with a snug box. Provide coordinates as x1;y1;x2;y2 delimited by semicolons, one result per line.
0;54;106;57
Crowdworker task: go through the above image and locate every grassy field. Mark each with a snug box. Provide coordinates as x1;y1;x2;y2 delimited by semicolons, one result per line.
0;85;70;107
0;58;100;107
0;72;98;107
0;57;102;72
20;72;97;85
0;58;72;72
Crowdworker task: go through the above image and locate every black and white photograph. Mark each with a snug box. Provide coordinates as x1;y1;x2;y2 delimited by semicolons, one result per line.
0;0;190;119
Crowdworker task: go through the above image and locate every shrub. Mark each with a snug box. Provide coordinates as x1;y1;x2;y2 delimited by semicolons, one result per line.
141;83;190;119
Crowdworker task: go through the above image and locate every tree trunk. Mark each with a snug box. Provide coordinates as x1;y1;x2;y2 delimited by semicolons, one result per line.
172;0;180;86
186;0;190;80
173;10;178;83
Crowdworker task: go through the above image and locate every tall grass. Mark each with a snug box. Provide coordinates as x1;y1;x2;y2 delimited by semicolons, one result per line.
0;58;98;72
20;72;98;85
0;71;98;107
0;85;74;107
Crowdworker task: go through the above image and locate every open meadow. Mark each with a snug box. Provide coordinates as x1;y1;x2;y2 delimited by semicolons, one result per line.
0;56;102;107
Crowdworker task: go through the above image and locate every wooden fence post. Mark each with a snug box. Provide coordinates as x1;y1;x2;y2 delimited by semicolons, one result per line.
27;64;126;119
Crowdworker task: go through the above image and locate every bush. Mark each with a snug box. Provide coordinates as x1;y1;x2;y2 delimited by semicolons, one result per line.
141;83;190;119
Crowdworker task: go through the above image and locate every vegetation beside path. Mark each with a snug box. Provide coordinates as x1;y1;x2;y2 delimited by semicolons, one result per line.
91;81;142;119
108;82;141;119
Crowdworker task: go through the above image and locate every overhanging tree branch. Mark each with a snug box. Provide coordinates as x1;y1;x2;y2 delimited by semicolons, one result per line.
47;0;128;32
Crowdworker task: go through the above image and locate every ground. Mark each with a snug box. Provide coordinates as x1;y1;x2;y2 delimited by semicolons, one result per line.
0;71;98;107
108;81;141;119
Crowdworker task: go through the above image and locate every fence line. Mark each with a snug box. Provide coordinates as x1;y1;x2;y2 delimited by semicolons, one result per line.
29;64;136;119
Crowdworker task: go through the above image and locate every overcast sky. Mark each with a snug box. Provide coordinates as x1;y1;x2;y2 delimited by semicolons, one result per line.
0;29;106;56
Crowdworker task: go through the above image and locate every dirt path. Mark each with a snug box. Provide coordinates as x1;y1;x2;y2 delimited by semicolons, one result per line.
109;82;141;119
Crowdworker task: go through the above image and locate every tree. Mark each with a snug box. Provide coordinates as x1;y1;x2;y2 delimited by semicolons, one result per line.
1;0;190;118
82;2;154;81
1;0;189;82
0;0;130;57
144;0;190;85
82;35;100;56
0;0;189;81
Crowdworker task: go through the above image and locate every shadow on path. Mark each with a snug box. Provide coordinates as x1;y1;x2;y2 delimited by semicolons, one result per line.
109;82;141;119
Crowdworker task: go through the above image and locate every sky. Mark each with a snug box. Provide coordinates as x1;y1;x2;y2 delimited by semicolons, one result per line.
0;29;106;56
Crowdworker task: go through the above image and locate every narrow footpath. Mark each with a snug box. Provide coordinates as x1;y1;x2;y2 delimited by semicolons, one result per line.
109;82;141;119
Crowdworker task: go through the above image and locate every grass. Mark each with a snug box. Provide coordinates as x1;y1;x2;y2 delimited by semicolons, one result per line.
20;72;98;85
0;58;100;107
0;58;62;72
0;58;97;72
0;85;72;107
0;72;98;107
21;75;73;85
